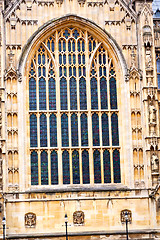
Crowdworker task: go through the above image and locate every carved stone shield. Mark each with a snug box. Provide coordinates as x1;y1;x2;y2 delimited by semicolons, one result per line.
73;211;84;225
120;209;132;224
25;212;36;227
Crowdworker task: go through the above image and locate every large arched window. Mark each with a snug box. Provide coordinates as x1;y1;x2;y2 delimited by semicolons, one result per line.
28;27;121;185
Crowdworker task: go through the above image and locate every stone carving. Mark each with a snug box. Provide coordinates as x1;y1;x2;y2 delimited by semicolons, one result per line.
78;0;86;6
25;212;36;227
73;211;84;225
151;153;159;172
120;209;132;224
149;102;156;124
145;47;152;68
157;197;160;210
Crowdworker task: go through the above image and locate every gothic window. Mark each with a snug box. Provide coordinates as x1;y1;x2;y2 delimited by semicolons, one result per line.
156;53;160;89
28;27;121;186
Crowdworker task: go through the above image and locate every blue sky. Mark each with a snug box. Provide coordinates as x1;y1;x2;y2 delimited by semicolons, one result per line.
152;0;160;12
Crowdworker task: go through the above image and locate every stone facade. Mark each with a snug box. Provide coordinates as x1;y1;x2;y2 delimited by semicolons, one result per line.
0;0;159;239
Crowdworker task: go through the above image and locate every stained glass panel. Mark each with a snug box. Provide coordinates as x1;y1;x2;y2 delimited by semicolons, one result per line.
41;151;48;185
92;113;99;146
49;77;56;110
100;77;108;109
93;150;101;183
82;150;90;184
50;114;57;147
39;77;46;110
62;150;70;184
79;77;87;110
40;114;47;147
91;77;98;109
70;77;77;110
102;113;109;146
31;151;38;185
110;77;117;109
51;150;58;185
72;150;80;184
30;114;37;147
113;149;121;183
71;113;78;146
81;113;88;146
103;150;111;183
61;114;69;147
60;77;68;110
111;113;119;146
29;77;36;110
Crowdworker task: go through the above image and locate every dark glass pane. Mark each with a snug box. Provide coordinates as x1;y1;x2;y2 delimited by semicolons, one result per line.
50;114;57;147
91;77;98;109
79;77;87;110
92;113;99;146
52;40;54;52
63;30;70;39
81;113;88;146
59;54;62;64
110;77;117;109
29;77;37;110
157;58;160;73
39;77;46;110
38;67;41;77
38;54;41;65
111;113;119;146
93;150;101;183
113;149;121;183
41;151;48;185
43;67;46;77
103;150;111;183
158;74;160;89
59;40;61;51
49;77;56;110
51;151;58;185
72;150;80;184
63;54;66;64
70;77;77;110
40;113;47;147
62;150;70;184
60;77;68;110
73;30;79;39
71;113;78;146
82;150;90;184
30;114;37;147
68;41;71;52
100;77;108;109
102;113;109;146
42;54;45;65
61;114;69;147
31;151;38;185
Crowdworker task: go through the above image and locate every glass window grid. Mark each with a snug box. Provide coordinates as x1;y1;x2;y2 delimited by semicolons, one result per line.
29;27;120;186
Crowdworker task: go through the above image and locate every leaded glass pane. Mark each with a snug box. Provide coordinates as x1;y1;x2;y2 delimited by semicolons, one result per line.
93;150;101;183
30;114;37;147
51;150;58;185
61;114;69;147
70;77;77;110
29;77;36;110
71;113;78;146
72;150;80;184
79;77;87;110
157;58;160;73
113;149;121;183
92;113;99;146
62;150;70;184
111;113;119;146
100;77;108;109
60;77;68;110
91;77;98;109
31;151;38;185
41;151;48;185
82;150;90;184
103;150;111;183
158;74;160;89
49;77;56;110
102;113;109;146
110;77;117;109
50;114;57;147
39;77;46;110
40;114;47;147
81;113;88;146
